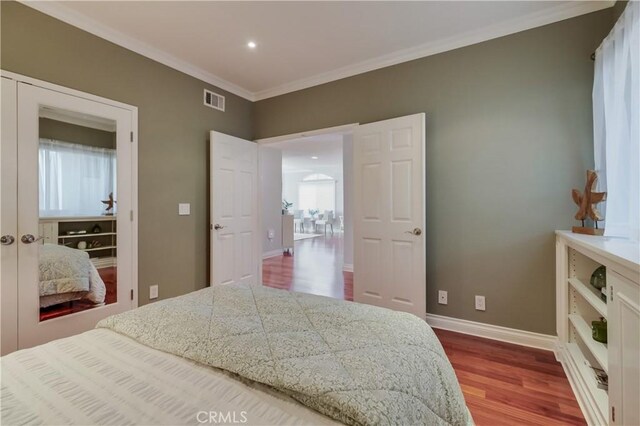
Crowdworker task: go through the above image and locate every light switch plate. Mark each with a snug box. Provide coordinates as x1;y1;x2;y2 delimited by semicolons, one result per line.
178;203;190;216
149;285;159;300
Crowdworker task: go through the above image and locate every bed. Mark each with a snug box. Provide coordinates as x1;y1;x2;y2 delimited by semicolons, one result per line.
1;284;472;425
39;243;106;308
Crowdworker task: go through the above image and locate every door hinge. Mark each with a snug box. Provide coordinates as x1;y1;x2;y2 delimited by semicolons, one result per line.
130;289;134;300
130;210;134;222
130;131;134;142
610;285;614;301
612;406;615;422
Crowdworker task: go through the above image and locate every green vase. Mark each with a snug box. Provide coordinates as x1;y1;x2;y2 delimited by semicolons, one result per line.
590;265;606;290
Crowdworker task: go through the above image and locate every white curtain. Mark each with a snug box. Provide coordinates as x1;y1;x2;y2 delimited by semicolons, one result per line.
39;139;116;217
299;180;336;213
593;1;640;240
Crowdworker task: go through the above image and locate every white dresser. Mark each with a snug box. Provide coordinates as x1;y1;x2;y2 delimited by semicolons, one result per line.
556;231;639;426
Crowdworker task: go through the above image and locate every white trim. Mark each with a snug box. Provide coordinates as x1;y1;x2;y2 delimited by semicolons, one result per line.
342;264;353;273
19;1;254;101
426;313;558;352
2;70;136;112
252;1;614;100
262;249;283;260
256;123;358;145
19;1;612;102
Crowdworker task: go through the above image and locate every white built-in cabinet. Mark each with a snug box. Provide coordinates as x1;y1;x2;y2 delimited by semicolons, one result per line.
282;215;294;254
556;231;639;426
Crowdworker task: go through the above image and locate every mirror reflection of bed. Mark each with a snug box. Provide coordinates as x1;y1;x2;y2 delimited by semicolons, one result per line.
37;107;118;321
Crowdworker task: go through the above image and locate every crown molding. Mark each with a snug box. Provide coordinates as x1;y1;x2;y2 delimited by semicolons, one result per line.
21;0;613;103
253;0;614;101
20;1;256;101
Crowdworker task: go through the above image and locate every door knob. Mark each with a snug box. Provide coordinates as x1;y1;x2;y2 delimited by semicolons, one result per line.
405;228;422;236
213;224;225;230
21;234;45;244
1;235;15;245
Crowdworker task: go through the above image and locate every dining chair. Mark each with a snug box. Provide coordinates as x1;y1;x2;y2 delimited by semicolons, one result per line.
315;210;334;235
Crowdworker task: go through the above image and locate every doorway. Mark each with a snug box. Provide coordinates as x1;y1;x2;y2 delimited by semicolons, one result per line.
256;114;426;319
258;129;354;300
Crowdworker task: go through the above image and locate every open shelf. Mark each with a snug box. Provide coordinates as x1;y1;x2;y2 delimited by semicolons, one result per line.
566;342;609;423
569;277;607;317
569;313;608;372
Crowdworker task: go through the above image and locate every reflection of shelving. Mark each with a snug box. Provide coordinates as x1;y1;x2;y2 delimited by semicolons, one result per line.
83;245;116;252
40;216;117;268
57;232;116;239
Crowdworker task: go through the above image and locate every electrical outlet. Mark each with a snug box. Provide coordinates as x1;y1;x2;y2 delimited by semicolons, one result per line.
438;290;448;305
178;203;190;216
268;229;275;240
149;285;159;300
475;295;486;311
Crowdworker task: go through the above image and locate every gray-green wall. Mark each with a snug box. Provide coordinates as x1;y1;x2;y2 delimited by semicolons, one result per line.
39;118;116;149
1;1;253;305
254;10;615;334
2;1;618;334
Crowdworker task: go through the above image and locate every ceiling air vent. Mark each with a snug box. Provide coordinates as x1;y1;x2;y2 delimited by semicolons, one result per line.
203;89;225;112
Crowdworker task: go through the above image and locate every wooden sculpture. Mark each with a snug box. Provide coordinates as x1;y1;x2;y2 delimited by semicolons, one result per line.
101;192;116;215
572;170;606;235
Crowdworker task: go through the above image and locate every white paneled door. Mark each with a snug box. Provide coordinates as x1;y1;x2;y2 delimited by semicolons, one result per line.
353;113;426;318
1;73;137;353
210;131;259;286
1;77;19;355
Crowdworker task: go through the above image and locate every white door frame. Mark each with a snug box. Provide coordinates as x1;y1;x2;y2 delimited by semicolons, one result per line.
0;70;138;352
255;123;358;286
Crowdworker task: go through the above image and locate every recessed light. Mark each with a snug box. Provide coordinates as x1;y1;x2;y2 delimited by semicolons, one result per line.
311;156;319;160
247;41;257;49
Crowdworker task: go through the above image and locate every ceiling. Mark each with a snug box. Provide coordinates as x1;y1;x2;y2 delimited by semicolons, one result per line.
26;1;613;101
269;134;343;174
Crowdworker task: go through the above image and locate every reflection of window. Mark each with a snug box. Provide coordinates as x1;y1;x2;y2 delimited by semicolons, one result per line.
299;174;335;212
39;139;116;217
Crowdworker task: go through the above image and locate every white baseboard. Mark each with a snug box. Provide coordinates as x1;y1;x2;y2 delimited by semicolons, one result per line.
425;313;558;352
262;249;283;260
342;264;353;272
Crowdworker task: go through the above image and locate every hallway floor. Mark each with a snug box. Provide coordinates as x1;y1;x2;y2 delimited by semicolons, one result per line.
262;232;353;300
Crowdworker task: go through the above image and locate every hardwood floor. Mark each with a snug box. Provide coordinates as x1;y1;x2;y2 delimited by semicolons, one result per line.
263;233;353;300
262;235;585;425
435;329;585;425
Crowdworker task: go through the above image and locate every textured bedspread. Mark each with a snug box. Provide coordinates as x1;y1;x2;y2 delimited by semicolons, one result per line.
98;284;469;426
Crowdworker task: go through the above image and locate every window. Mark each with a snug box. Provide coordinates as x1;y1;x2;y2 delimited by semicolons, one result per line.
302;173;334;181
39;139;116;217
298;174;336;213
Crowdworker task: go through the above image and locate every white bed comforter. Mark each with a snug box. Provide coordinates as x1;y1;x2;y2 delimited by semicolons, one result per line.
39;244;106;306
0;329;338;425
